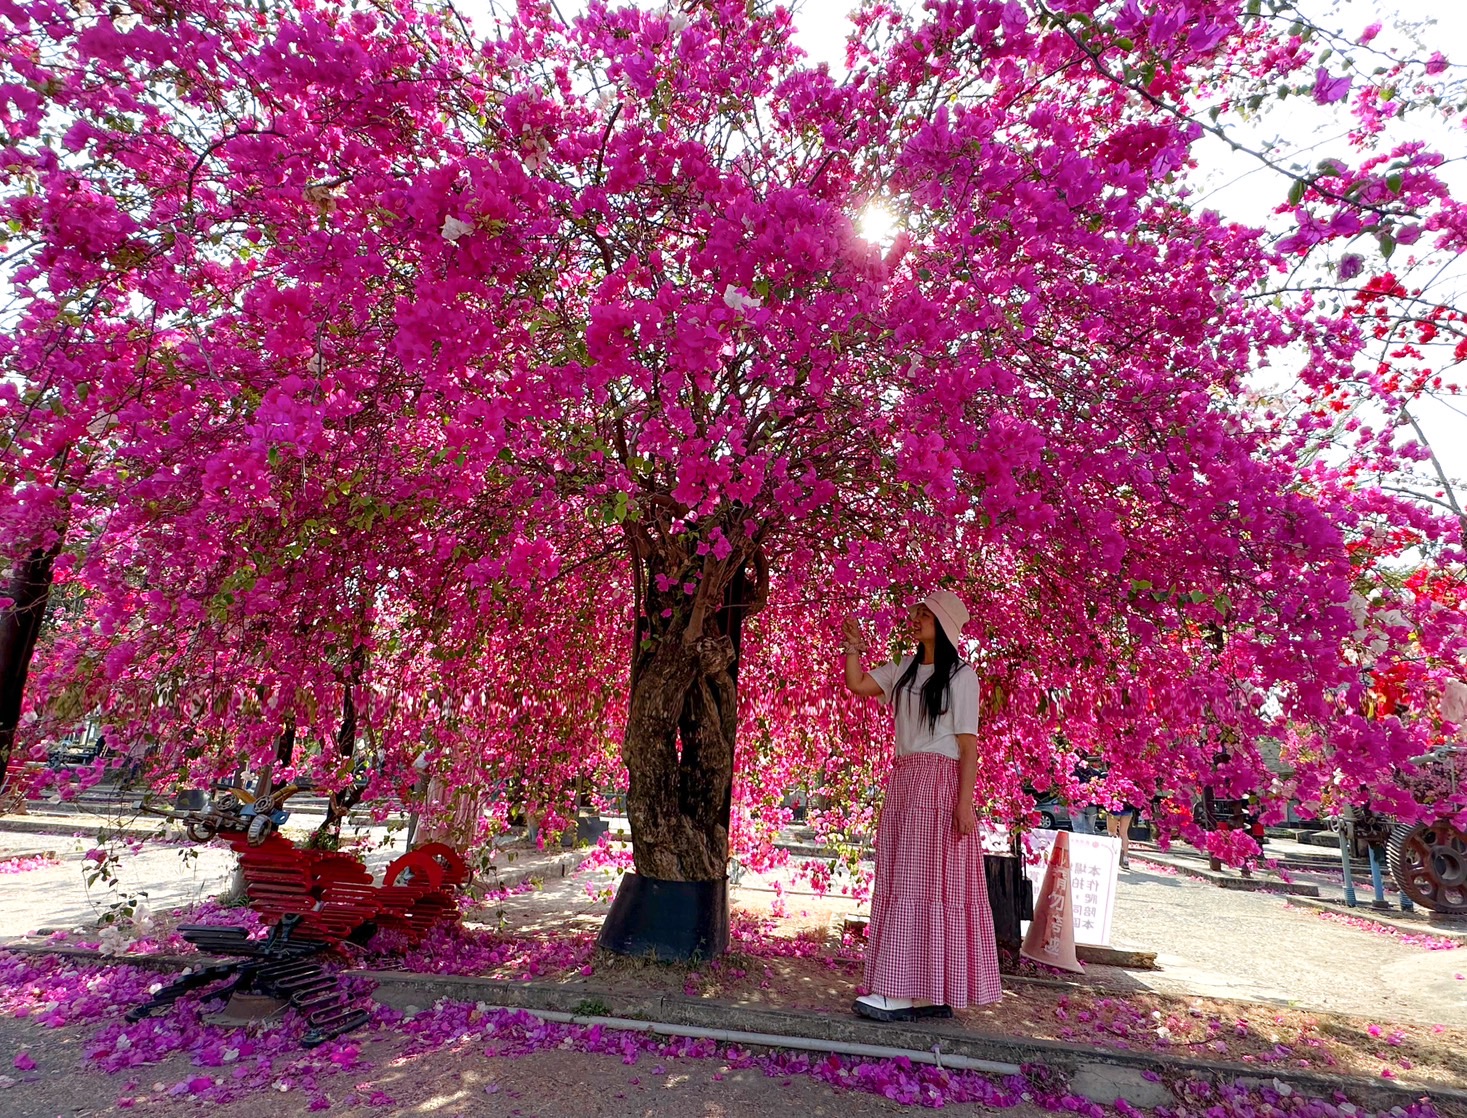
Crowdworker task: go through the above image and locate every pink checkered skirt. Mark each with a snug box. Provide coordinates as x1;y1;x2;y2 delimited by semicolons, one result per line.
863;752;1003;1007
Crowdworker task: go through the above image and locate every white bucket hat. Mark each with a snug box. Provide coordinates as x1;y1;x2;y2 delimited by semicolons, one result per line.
923;590;969;648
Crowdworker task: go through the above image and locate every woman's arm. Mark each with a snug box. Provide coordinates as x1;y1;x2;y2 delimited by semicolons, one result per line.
954;733;978;835
841;617;885;696
844;650;885;696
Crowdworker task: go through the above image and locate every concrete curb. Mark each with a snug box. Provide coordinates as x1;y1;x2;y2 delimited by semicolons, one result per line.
0;815;137;838
1076;944;1158;969
1297;832;1350;851
1;942;1459;1110
470;849;591;896
1284;895;1467;941
1133;852;1320;896
2;933;1437;1034
840;914;1157;971
1;940;220;973
0;847;59;862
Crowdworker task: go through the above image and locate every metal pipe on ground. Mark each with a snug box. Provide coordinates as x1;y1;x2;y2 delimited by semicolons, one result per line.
462;1002;1023;1076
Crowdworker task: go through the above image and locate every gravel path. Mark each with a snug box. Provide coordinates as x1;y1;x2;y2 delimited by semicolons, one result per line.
0;833;236;937
1111;863;1465;1024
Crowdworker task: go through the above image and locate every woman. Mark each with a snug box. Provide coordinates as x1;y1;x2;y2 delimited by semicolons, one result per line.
1106;801;1139;869
841;591;1002;1021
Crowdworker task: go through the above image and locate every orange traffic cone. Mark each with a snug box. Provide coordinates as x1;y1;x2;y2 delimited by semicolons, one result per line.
1021;831;1083;973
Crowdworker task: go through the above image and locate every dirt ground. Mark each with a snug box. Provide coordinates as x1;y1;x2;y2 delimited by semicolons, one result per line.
0;1012;1061;1118
368;921;1467;1091
437;852;1467;1090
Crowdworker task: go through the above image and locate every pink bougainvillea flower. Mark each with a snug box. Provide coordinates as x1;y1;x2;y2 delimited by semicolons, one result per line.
1314;68;1354;103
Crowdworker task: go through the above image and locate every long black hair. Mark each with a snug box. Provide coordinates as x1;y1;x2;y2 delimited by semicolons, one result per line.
893;619;963;732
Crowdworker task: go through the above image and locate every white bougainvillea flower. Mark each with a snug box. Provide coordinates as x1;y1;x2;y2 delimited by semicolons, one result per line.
441;215;474;242
1442;679;1467;725
1345;592;1368;634
722;284;761;313
522;138;551;172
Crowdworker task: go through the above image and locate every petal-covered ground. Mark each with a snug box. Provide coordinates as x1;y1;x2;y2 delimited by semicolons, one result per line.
0;951;1454;1118
338;912;1467;1090
16;888;1467;1093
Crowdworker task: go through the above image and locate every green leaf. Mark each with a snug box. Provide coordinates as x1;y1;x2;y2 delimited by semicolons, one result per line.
1380;233;1396;259
1386;172;1404;194
1113;36;1133;50
1287;178;1306;205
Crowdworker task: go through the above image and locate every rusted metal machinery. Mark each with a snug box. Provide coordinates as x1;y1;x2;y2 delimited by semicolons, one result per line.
126;915;369;1047
1389;818;1467;914
169;774;316;846
1388;745;1466;915
1352;744;1467;915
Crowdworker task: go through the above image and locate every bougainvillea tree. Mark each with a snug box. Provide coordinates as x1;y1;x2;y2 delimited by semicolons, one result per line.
3;0;1465;920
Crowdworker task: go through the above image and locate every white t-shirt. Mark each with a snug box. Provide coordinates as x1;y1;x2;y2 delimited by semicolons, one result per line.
869;657;980;760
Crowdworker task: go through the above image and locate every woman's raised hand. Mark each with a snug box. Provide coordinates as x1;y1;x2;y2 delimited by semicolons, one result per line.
841;616;869;653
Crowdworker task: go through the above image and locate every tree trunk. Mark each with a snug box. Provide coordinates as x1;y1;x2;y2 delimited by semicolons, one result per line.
0;543;62;775
313;645;367;845
273;724;296;772
621;556;751;882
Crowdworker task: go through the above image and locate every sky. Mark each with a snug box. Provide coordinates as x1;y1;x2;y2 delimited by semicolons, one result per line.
459;0;1466;504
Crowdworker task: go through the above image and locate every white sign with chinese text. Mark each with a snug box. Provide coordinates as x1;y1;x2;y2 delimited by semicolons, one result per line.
1020;830;1120;947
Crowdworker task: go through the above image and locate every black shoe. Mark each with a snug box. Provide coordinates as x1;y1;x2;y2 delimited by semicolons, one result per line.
914;1004;953;1019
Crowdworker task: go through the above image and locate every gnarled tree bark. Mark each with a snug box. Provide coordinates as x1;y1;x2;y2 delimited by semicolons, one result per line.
0;542;63;776
621;541;758;883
